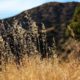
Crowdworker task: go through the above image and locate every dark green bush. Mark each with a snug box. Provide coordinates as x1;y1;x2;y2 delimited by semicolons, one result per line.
68;6;80;39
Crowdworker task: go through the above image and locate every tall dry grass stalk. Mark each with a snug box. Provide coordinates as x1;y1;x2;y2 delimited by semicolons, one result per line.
0;54;80;80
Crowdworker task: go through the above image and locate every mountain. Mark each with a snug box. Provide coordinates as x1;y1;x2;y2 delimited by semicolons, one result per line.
0;2;80;62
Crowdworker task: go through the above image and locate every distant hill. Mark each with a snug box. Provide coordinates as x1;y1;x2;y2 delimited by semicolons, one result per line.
0;2;80;61
3;2;80;40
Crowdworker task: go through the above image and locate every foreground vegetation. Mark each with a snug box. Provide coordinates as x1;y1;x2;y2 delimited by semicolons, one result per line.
0;54;80;80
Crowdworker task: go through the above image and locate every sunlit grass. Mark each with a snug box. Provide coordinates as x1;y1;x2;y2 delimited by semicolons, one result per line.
0;54;80;80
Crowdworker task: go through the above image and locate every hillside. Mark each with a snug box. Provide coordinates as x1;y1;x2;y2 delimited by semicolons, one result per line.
0;2;80;63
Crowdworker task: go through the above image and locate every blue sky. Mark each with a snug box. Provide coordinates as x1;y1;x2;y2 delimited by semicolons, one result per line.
0;0;79;19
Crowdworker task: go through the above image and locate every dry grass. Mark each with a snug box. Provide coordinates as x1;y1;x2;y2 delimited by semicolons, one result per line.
0;55;80;80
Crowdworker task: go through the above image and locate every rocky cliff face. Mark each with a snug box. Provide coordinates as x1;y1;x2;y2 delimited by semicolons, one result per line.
0;2;80;62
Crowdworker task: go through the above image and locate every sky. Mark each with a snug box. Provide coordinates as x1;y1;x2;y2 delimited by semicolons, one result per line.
0;0;79;19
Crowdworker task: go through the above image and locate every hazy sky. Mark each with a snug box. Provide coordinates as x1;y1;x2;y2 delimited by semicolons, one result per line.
0;0;79;19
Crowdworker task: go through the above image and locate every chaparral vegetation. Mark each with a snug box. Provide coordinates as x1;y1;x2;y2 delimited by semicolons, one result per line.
0;2;80;80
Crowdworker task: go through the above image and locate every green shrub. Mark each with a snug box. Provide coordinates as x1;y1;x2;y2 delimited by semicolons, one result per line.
68;6;80;39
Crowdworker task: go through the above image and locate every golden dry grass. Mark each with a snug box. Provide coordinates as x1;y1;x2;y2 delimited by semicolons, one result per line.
0;55;80;80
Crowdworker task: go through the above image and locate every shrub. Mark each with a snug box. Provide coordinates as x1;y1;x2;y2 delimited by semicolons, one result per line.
67;6;80;40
